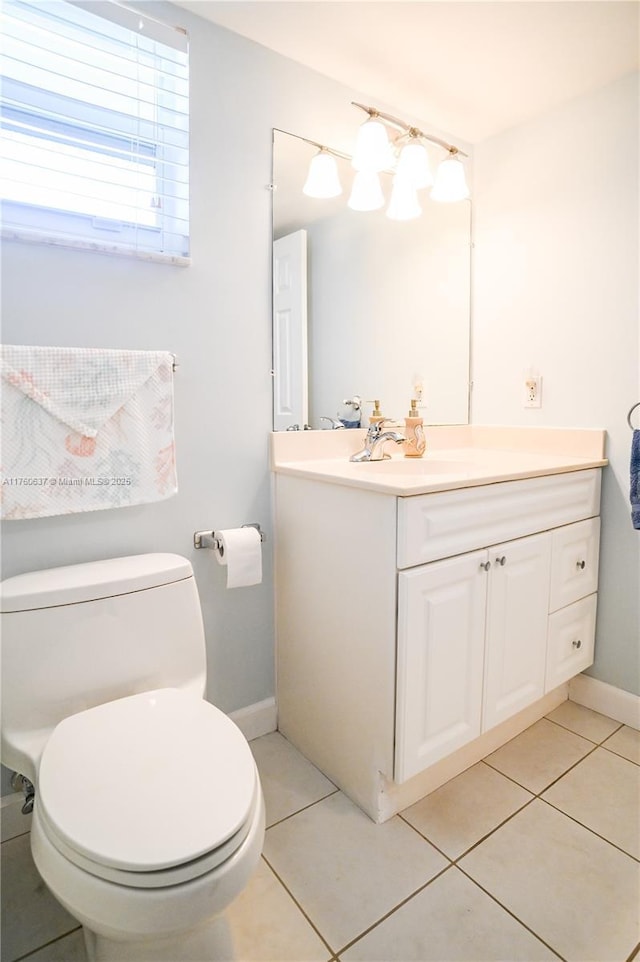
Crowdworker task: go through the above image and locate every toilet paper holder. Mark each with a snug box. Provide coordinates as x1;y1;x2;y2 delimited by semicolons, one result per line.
193;523;265;552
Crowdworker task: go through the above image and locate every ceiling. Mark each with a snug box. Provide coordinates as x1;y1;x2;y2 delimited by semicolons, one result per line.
173;1;639;142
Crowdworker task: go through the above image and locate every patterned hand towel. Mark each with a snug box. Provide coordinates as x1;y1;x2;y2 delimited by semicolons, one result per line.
1;346;177;520
631;429;640;530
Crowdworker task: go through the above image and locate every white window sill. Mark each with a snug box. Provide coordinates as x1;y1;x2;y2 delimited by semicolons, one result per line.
2;228;191;267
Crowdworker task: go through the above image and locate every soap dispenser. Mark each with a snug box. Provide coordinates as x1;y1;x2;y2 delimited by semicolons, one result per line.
403;399;426;458
369;400;385;426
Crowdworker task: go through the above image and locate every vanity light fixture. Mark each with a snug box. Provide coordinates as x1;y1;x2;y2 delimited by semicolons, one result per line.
303;148;343;199
352;102;469;204
285;102;468;223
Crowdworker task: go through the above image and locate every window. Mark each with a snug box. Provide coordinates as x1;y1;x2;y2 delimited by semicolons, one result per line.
1;0;189;263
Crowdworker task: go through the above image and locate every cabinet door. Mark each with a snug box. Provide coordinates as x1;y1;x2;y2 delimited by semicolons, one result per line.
482;532;552;731
395;550;487;783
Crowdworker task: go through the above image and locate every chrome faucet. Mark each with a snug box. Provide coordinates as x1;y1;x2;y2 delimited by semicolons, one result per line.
319;417;346;430
349;421;406;462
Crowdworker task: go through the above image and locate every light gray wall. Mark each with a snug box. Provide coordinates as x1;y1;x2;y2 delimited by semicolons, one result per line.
472;73;640;696
0;3;465;750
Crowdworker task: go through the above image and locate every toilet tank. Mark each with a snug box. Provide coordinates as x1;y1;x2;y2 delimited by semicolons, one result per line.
0;554;207;781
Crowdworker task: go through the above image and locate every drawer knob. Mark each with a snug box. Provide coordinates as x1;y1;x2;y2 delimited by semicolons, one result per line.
572;639;582;649
495;556;507;566
576;560;586;570
480;561;491;572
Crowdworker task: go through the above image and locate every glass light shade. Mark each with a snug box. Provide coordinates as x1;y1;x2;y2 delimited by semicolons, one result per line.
348;170;385;211
396;140;433;189
386;176;421;221
351;118;393;172
431;154;470;202
303;150;342;198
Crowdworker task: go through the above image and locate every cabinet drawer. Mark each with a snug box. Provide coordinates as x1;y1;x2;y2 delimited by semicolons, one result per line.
397;470;601;569
546;594;597;690
549;518;600;612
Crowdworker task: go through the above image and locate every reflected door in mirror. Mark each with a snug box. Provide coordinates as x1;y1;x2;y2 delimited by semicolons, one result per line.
273;229;308;430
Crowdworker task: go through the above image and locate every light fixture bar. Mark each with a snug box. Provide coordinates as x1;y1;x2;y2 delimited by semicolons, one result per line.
351;102;468;159
273;128;352;164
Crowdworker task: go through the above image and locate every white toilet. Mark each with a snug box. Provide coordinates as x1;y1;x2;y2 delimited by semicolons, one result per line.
0;553;265;961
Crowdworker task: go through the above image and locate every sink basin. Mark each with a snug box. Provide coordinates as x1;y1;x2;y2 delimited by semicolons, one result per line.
355;457;478;475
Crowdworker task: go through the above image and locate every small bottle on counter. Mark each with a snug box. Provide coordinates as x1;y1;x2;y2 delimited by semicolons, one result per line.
369;400;385;426
403;399;426;458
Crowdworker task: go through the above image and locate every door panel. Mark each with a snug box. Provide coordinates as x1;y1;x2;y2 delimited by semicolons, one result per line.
396;550;487;782
483;532;551;731
273;230;308;430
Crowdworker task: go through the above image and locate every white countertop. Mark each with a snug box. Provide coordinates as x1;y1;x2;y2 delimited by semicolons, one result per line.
270;426;608;496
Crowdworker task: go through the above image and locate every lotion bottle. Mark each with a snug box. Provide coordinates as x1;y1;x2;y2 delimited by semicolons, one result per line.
403;399;426;458
369;400;385;426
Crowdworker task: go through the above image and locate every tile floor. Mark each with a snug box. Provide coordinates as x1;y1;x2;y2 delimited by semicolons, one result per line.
2;700;639;962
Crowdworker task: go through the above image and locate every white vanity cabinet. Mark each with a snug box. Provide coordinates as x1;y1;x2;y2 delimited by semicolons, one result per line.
274;464;602;822
394;474;601;785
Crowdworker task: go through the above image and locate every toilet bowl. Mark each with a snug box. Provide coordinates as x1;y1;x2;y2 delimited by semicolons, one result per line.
0;555;266;961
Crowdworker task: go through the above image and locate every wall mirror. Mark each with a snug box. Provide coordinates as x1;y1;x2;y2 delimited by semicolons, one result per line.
271;128;472;430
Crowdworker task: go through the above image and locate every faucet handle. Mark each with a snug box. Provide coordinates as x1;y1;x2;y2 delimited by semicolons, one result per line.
367;418;395;436
320;417;346;430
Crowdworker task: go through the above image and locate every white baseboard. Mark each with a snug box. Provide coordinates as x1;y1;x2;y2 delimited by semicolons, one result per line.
569;674;640;730
1;792;32;843
230;697;277;742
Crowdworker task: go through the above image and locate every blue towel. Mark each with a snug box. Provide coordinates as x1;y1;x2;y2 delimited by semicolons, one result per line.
631;429;640;530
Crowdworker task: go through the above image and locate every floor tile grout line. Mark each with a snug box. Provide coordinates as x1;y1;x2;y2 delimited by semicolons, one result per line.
531;739;605;795
626;939;640;962
477;757;541;794
1;827;32;845
482;736;601;797
480;740;640;858
398;791;536;865
449;794;539;863
396;811;455;863
264;787;340;830
333;862;453;958
454;863;567;962
544;713;624;744
600;743;640;768
12;926;83;962
538;796;640;864
259;852;336;958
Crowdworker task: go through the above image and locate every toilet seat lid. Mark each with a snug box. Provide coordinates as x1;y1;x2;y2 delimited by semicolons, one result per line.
38;689;257;872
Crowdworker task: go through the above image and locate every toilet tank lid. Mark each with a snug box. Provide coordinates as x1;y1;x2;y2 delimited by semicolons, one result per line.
0;554;194;612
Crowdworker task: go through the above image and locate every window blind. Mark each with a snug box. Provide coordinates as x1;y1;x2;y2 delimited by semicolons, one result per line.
1;0;190;264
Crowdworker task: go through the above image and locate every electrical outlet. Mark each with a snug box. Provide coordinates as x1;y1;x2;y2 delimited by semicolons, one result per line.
524;375;542;408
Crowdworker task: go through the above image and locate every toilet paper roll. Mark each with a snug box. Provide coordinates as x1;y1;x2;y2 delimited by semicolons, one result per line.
215;527;262;588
